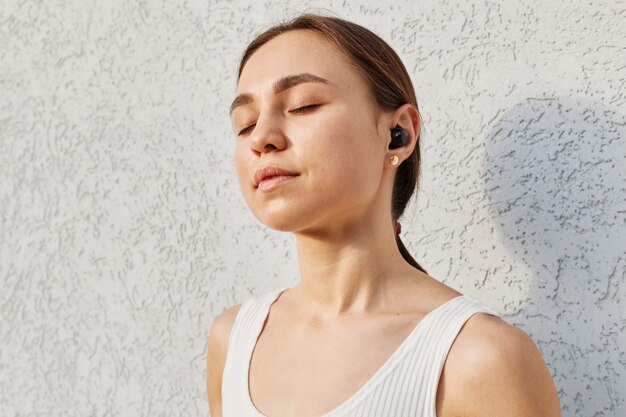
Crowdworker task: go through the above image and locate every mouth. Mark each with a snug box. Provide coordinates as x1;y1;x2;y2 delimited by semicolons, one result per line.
256;174;299;192
254;164;300;188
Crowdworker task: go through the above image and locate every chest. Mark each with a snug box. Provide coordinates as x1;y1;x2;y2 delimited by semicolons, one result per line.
247;313;441;417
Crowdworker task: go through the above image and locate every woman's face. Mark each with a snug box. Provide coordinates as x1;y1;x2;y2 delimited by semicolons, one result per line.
230;29;391;234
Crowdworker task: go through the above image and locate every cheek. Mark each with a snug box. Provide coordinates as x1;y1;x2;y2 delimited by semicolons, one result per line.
233;145;256;196
304;124;381;198
233;147;245;182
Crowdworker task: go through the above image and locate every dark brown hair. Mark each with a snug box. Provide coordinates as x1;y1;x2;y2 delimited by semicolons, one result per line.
236;13;427;274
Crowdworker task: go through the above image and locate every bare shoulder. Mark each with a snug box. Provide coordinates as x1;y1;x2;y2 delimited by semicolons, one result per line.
206;303;243;417
208;303;244;350
438;311;562;417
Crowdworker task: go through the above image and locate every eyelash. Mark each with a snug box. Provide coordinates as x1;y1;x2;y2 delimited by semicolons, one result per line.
237;104;320;136
290;103;320;113
238;125;255;136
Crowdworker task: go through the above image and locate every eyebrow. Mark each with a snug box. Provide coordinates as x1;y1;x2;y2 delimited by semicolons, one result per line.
229;72;331;115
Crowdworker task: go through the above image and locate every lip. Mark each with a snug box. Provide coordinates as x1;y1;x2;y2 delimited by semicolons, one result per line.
254;164;300;188
257;175;298;192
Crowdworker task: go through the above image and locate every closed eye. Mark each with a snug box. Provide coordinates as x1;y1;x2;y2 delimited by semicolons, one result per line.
237;104;320;136
290;104;320;114
237;124;255;136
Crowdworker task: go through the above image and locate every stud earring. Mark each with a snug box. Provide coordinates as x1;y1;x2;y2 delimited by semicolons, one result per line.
389;155;399;166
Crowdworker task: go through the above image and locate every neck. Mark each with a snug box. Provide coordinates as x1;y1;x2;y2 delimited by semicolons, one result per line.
291;217;422;321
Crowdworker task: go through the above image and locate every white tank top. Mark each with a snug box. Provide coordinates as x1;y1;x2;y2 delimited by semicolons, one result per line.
221;286;500;417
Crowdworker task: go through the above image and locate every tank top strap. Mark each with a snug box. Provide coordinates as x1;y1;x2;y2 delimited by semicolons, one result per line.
221;286;289;417
417;294;500;417
228;287;287;352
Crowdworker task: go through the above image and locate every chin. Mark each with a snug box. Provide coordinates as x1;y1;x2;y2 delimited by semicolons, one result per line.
252;209;301;233
259;221;298;234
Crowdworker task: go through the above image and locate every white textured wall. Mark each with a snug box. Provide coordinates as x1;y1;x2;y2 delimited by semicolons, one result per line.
1;1;624;416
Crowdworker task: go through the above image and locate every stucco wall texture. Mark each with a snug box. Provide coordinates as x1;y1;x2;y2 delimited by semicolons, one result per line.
1;0;624;416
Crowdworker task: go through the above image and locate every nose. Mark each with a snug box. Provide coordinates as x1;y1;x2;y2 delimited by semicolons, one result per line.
248;111;288;155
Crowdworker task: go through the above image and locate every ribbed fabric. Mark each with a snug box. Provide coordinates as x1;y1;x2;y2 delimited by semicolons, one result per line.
222;286;500;417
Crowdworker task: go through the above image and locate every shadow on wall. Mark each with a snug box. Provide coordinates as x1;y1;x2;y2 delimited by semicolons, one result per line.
482;97;625;417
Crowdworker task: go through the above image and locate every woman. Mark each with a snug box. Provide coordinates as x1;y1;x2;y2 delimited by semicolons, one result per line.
207;13;561;417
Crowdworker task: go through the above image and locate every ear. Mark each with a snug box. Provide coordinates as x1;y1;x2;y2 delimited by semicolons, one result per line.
387;103;421;162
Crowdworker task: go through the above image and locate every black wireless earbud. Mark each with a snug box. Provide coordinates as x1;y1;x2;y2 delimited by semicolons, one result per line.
389;126;409;149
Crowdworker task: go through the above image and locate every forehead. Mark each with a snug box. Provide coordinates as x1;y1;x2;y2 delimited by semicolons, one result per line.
236;30;361;95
